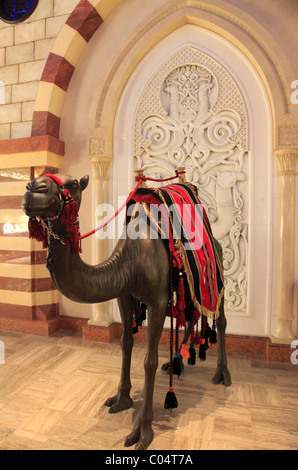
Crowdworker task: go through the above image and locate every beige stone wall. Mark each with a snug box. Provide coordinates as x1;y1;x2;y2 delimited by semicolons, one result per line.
0;0;79;140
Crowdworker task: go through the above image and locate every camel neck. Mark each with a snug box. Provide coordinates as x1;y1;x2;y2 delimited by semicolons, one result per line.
46;236;130;304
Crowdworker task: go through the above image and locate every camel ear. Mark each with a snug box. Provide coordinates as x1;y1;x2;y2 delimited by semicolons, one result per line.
80;175;89;191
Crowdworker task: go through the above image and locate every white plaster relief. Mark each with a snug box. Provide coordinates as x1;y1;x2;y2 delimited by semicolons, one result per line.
133;47;249;313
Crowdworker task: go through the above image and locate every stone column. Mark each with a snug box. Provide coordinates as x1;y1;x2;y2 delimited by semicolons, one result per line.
88;155;112;327
272;148;298;343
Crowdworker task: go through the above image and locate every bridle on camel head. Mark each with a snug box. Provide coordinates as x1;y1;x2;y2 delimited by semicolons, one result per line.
28;174;81;254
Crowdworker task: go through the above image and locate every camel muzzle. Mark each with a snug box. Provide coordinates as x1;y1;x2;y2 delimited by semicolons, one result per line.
26;181;49;194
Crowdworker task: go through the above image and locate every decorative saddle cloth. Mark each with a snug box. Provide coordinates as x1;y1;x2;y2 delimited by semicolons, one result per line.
127;182;224;325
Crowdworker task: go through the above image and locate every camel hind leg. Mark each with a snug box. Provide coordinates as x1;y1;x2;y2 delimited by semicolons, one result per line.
212;298;231;386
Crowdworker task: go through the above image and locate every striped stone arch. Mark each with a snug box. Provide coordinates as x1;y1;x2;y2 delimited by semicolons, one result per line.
0;0;123;337
32;0;122;139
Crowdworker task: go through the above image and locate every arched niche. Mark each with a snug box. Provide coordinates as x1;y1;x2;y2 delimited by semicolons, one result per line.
113;25;273;337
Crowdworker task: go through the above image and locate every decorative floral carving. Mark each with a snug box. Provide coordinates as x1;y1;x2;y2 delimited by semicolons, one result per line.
89;137;106;156
278;126;298;147
134;47;249;313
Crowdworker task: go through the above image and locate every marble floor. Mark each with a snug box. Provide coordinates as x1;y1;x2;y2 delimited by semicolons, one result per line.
0;329;297;450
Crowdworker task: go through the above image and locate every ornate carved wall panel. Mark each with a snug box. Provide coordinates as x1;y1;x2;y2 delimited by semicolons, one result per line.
133;46;249;314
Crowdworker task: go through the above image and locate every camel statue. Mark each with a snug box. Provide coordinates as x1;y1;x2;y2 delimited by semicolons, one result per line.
22;171;231;450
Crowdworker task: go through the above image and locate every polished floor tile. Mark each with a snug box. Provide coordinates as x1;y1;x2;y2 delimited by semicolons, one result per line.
0;329;297;450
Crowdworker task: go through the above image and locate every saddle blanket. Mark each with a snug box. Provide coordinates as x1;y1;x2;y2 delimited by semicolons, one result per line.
127;182;224;320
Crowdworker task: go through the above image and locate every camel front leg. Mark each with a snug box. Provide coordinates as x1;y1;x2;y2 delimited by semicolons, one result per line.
125;300;167;450
212;298;231;386
104;295;134;413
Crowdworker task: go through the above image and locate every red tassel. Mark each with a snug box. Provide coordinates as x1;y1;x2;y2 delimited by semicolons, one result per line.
42;174;81;254
62;188;71;199
180;343;190;359
176;273;185;311
171;304;179;318
70;219;81;254
194;334;205;345
60;191;80;253
28;217;43;240
61;199;78;232
28;218;47;249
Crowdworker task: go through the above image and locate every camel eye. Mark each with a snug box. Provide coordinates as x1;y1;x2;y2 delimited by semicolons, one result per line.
70;181;78;190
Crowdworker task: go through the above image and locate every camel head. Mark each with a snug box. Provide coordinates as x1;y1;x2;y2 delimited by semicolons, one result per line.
22;173;89;220
22;173;89;252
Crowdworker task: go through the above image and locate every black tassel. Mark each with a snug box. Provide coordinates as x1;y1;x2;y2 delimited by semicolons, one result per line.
172;353;182;376
165;251;178;410
199;343;206;361
164;388;178;409
210;324;217;344
204;324;211;351
132;315;138;334
136;303;147;326
205;324;212;339
188;343;196;365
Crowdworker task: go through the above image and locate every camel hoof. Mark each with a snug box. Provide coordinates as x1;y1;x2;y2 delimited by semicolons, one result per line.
212;367;232;387
161;358;184;375
161;361;170;371
104;395;117;407
124;428;140;447
135;429;154;450
109;398;133;414
104;395;133;413
135;441;146;450
125;424;153;450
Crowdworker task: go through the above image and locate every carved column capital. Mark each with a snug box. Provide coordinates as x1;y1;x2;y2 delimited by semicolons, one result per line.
90;156;112;181
275;148;298;176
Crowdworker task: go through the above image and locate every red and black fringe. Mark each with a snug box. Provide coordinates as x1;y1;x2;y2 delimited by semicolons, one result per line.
28;217;48;249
